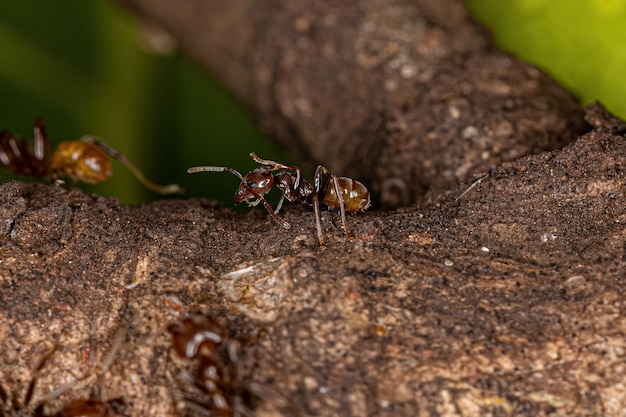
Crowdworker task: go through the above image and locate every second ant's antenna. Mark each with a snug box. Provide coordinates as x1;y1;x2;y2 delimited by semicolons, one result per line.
81;136;185;195
187;165;243;179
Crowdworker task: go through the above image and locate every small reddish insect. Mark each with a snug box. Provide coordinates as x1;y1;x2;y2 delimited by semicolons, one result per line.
188;153;370;248
0;118;184;195
168;314;297;417
53;398;125;417
168;314;251;416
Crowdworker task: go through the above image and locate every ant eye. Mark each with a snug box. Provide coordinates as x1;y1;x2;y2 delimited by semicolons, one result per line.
249;181;256;188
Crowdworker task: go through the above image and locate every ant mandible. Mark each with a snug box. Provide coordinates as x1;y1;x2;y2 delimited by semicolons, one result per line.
0;118;184;195
188;152;370;248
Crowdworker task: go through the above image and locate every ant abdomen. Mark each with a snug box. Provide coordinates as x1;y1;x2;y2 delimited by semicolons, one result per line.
50;141;112;184
324;177;371;213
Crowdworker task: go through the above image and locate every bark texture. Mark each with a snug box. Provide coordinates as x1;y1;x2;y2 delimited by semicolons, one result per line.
120;0;589;207
0;104;625;416
2;0;626;416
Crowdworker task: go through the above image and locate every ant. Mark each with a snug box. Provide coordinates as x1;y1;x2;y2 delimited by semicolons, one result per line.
0;118;184;195
168;314;250;416
168;314;296;417
188;152;370;248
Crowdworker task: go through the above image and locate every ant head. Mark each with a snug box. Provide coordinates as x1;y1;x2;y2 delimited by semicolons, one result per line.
234;167;275;204
50;141;112;184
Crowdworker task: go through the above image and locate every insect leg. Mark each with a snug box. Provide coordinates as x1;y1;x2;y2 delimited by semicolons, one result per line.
331;174;354;241
312;194;326;249
81;135;185;195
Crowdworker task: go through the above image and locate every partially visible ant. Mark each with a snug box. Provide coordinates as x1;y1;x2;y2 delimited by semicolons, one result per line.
0;328;127;417
52;398;125;417
0;118;184;195
168;314;251;416
168;314;296;417
188;153;370;248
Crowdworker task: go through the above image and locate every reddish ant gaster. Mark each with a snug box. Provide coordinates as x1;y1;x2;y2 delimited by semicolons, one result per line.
0;118;184;195
188;153;370;248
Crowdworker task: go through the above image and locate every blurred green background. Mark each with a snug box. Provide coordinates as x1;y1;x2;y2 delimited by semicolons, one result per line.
0;1;286;205
466;0;626;119
0;1;624;204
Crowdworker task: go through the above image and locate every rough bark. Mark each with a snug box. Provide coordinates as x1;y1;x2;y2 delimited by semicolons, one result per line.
120;0;589;207
1;104;625;416
2;0;626;416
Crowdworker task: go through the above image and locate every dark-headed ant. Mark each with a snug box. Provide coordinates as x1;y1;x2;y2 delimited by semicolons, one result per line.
188;153;370;248
168;314;296;417
0;118;184;195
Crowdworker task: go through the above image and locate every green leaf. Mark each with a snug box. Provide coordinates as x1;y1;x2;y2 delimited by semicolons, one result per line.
466;0;626;119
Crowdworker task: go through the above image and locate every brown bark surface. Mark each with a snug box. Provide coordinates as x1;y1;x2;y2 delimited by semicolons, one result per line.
2;0;626;416
1;104;625;416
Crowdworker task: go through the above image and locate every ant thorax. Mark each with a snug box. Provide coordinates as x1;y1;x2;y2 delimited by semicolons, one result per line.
274;172;313;203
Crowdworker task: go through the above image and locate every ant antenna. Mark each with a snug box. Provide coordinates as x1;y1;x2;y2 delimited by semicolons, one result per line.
80;136;185;195
187;165;243;179
188;165;291;229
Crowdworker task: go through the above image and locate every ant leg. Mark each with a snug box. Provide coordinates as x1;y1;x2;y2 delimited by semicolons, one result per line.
80;136;185;195
94;325;127;401
247;187;291;229
226;339;243;382
330;173;354;241
274;195;285;214
250;152;302;190
0;131;16;166
33;118;51;161
312;194;327;249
